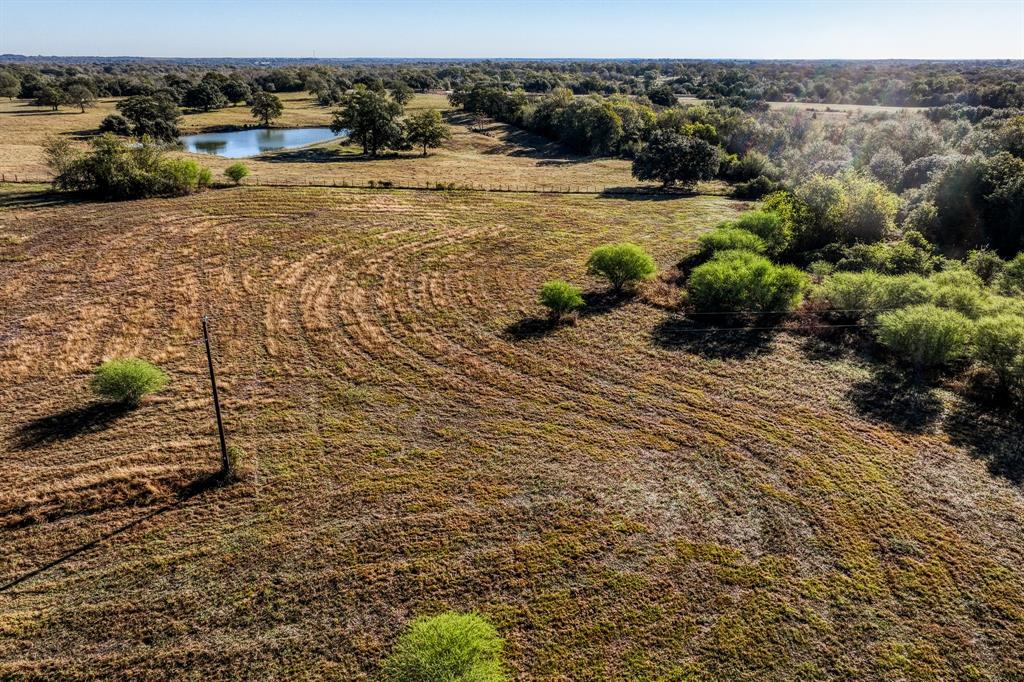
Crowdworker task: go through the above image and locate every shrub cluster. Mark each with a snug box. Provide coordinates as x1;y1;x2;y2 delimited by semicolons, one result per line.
687;250;808;313
45;134;211;200
90;358;168;405
382;612;507;682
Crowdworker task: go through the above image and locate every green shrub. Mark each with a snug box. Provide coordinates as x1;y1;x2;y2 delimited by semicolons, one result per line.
731;210;791;257
965;248;1005;284
90;358;168;405
382;612;507;682
586;243;656;292
697;227;766;257
998;253;1024;296
224;162;250;185
874;273;932;310
927;268;989;318
814;271;882;320
687;249;808;313
538;280;584;320
973;314;1024;390
875;304;973;370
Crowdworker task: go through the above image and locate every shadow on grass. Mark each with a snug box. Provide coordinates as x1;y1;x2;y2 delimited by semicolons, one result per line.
945;399;1024;484
651;313;779;359
0;468;229;593
578;289;635;318
11;402;134;450
598;187;694;201
502;316;558;340
847;366;943;433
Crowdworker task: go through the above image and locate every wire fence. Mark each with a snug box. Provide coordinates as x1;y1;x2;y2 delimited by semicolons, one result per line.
0;172;706;197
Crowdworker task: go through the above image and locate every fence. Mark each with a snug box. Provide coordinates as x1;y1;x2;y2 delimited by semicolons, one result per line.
1;173;718;198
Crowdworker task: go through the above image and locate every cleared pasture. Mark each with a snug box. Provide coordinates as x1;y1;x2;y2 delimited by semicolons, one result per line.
1;183;1022;679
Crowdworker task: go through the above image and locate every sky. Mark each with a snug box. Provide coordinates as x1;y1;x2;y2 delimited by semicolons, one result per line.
1;0;1022;60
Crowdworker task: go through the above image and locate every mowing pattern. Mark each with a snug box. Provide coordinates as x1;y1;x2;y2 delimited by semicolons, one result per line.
1;187;1023;679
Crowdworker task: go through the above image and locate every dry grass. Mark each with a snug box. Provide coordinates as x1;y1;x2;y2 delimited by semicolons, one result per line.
1;182;1023;679
0;93;643;191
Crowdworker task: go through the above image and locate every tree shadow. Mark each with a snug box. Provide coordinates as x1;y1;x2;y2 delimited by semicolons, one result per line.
846;366;943;433
501;316;558;341
598;187;693;200
651;313;779;359
577;289;635;318
11;402;134;450
944;400;1024;484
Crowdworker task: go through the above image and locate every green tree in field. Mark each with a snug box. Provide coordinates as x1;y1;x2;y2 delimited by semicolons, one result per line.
64;83;96;113
117;94;181;141
224;162;250;185
586;243;657;293
539;280;584;321
875;304;973;372
184;80;228;112
632;130;719;189
382;612;508;682
390;81;414;106
330;86;405;156
220;77;252;105
34;84;65;111
250;91;284;127
405;109;451;156
0;71;21;99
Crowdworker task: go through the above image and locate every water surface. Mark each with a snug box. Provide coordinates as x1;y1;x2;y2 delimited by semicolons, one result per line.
179;127;341;158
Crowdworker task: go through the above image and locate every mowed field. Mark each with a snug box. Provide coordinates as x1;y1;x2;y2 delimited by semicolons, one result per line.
0;93;642;191
2;181;1024;679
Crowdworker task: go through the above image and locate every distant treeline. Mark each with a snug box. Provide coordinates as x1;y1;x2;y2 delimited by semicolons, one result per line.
2;59;1023;109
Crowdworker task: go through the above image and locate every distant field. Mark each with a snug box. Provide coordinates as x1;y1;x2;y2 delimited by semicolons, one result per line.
2;183;1023;679
0;93;644;191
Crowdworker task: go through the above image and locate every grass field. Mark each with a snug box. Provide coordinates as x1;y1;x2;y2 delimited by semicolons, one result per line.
1;180;1023;679
0;93;643;191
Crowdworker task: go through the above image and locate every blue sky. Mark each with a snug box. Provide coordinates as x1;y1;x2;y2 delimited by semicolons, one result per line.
1;1;1022;59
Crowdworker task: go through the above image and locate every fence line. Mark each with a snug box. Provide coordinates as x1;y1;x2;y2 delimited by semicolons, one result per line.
1;173;720;198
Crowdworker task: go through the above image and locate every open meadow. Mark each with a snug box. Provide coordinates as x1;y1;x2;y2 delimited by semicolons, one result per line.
0;93;642;192
2;179;1023;679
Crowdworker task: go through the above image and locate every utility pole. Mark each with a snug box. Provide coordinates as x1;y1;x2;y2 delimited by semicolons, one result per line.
202;316;229;475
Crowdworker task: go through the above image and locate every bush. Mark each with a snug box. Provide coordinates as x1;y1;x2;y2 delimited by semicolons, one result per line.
875;304;973;370
835;231;937;275
46;134;212;200
874;274;933;310
586;243;656;292
732;210;791;257
538;280;584;320
814;271;882;320
697;227;766;257
965;248;1005;284
224;162;250;185
732;175;781;200
998;253;1024;295
98;113;133;136
927;268;989;318
973;314;1024;390
382;612;507;682
90;358;168;405
687;249;808;313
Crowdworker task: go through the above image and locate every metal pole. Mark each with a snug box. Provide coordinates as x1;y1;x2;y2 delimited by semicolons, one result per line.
202;316;229;474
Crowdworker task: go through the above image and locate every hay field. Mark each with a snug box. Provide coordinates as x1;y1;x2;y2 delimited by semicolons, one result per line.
1;183;1023;679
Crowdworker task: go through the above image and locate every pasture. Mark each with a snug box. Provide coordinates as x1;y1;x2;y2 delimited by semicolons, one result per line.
2;182;1023;679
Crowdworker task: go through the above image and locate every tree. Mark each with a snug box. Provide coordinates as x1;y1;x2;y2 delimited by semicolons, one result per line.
64;83;96;113
539;280;584;321
330;86;405;156
250;91;284;127
632;130;719;189
687;249;808;313
184;81;228;112
405;109;451;156
34;84;65;111
390;81;414;106
224;162;250;185
586;243;657;293
221;77;252;105
382;612;508;682
117;94;181;141
0;71;19;100
98;114;133;136
646;83;677;107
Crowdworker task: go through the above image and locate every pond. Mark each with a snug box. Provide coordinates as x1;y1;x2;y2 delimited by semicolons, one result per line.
179;127;343;158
